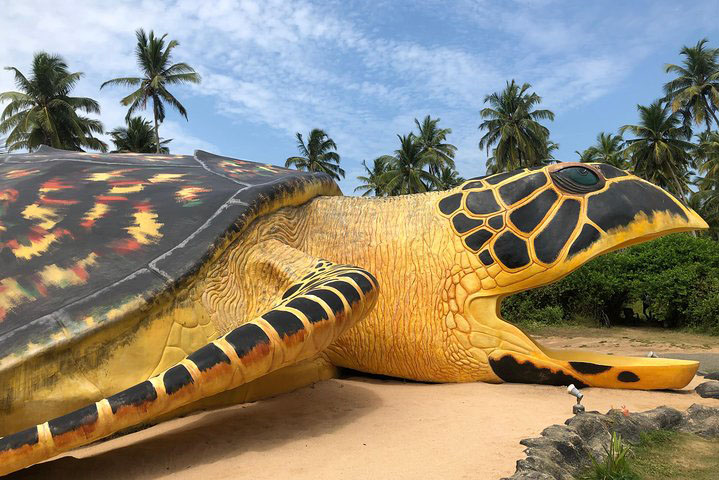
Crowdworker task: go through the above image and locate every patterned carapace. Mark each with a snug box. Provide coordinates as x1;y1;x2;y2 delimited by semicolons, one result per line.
0;146;338;367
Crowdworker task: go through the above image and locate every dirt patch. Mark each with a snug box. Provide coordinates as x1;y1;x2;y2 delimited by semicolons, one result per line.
531;326;719;356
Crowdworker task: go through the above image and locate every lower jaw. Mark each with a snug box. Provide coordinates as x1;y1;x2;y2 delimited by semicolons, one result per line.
463;297;697;390
486;329;698;390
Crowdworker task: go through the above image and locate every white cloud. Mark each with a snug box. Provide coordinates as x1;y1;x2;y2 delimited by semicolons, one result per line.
2;0;717;192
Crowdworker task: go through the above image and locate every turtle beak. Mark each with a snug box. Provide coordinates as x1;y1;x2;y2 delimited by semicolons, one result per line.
566;176;708;265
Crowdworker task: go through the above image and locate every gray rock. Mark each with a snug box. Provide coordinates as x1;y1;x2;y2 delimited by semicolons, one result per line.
503;404;719;480
695;381;719;399
681;403;719;437
703;372;719;381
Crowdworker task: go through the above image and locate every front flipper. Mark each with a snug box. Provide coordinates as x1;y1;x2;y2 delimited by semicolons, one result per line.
0;263;379;476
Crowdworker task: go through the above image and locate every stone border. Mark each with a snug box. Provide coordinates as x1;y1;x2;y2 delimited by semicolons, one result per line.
503;403;719;480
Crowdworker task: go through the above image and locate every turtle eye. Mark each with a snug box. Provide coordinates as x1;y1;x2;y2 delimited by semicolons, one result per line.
566;167;598;185
551;166;605;194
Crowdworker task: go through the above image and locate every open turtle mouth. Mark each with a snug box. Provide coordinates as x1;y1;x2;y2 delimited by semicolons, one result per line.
471;203;708;390
472;296;701;390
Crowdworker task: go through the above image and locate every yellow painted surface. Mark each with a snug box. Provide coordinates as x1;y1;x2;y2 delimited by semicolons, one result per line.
148;173;185;183
9;232;64;260
108;184;144;194
39;253;98;288
175;186;210;203
81;202;110;226
86;170;129;182
126;208;163;245
21;203;60;229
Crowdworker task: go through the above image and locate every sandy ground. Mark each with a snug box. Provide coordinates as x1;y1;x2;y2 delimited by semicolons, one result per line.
10;328;719;480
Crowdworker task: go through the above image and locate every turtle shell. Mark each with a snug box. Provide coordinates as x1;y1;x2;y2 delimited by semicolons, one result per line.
0;146;340;368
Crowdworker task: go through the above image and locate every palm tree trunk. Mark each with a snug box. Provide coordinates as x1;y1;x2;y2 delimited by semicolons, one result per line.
153;101;161;154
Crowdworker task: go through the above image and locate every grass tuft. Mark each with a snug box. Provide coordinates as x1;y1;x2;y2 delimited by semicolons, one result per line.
580;432;639;480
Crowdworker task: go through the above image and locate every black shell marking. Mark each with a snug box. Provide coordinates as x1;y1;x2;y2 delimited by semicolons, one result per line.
466;190;501;215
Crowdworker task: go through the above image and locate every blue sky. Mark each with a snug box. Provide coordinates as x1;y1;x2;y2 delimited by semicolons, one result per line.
2;0;719;193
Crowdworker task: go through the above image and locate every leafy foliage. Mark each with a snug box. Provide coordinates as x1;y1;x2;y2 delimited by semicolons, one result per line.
354;115;462;195
620;101;694;200
413;115;457;178
355;157;389;196
478;79;556;172
663;38;719;133
0;52;107;152
101;29;200;153
109;116;171;153
378;134;437;194
503;234;719;333
577;132;628;169
286;128;344;181
434;165;465;190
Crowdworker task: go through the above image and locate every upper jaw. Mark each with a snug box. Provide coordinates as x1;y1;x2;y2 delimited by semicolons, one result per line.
567;178;708;266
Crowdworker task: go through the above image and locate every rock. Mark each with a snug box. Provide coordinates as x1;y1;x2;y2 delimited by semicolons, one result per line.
703;372;719;381
681;404;719;437
505;404;719;480
695;381;719;399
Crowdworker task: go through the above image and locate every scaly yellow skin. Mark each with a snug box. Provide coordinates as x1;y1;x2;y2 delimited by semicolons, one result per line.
277;166;705;386
0;162;709;475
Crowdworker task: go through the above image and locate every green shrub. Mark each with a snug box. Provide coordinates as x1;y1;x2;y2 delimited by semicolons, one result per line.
502;233;719;333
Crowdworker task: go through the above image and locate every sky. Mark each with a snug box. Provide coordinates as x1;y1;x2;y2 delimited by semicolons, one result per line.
1;0;719;194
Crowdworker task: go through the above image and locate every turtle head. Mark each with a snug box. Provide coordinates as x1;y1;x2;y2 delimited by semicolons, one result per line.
433;163;706;387
437;162;707;298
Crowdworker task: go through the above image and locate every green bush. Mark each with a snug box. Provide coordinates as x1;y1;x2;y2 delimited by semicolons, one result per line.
502;234;719;333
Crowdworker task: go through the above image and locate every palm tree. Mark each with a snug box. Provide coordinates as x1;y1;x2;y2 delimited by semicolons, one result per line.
413;115;457;177
542;139;560;164
478;80;555;172
101;29;201;153
620;101;694;200
285;128;344;181
664;38;719;133
485;150;500;175
109;116;171;153
695;130;719;184
578;132;628;168
688;189;719;240
355;157;388;196
574;148;595;163
434;166;465;190
0;53;107;152
379;135;437;195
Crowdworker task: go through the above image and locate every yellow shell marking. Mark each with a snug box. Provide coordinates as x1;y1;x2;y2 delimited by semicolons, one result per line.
11;232;64;260
149;173;185;183
86;170;130;182
82;202;110;226
126;207;163;245
39;253;98;288
22;204;60;230
108;184;144;194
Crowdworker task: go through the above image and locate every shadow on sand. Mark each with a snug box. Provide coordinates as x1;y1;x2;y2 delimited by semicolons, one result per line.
10;380;382;479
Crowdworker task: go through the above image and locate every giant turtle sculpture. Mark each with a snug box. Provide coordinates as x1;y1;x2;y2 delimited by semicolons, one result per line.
0;146;707;474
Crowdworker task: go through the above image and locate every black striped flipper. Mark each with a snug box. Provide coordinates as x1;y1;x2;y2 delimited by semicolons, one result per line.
0;263;378;476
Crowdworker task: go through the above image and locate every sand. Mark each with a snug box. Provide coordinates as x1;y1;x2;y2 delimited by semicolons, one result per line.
10;329;719;480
